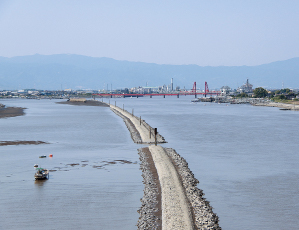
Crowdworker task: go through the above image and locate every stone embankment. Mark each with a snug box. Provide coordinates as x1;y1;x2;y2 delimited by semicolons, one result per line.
110;104;221;229
138;147;221;230
149;145;195;229
137;147;162;229
164;147;221;229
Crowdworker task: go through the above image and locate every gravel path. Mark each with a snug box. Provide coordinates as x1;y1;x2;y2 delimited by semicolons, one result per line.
110;105;166;144
149;145;195;229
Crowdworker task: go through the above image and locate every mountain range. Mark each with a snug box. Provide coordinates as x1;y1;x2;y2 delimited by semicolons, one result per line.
0;54;298;90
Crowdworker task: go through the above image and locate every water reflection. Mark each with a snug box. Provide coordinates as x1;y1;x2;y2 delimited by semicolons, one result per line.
34;179;47;187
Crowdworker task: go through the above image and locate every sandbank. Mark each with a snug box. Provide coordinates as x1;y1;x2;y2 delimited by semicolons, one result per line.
0;105;26;118
56;99;109;107
0;141;48;146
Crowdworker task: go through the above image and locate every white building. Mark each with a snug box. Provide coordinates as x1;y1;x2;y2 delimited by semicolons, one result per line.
237;79;253;93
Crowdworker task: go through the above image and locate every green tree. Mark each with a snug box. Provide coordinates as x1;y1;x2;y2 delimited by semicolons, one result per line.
253;87;268;98
281;88;291;94
269;91;275;98
236;92;248;98
277;95;286;100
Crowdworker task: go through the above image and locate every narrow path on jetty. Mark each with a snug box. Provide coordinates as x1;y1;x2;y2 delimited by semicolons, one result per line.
149;145;195;229
110;104;166;144
109;103;221;229
110;105;154;143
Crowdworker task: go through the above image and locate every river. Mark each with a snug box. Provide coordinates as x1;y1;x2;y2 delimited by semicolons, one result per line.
1;97;298;229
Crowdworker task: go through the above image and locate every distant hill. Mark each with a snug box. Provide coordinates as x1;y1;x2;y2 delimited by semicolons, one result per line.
0;54;298;90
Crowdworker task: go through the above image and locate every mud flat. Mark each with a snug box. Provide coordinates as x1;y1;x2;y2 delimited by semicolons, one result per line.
0;104;26;118
110;104;221;229
56;99;109;107
0;140;48;146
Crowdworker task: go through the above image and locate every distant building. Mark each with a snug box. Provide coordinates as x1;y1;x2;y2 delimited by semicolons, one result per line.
220;86;231;95
237;79;253;93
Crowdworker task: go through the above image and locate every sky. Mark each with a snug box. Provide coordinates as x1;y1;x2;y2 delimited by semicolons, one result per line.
0;0;298;66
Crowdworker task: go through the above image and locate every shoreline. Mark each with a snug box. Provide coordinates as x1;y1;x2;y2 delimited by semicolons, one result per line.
0;104;26;118
253;102;299;110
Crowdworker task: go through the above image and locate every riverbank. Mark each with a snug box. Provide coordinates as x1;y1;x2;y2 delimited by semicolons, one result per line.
253;102;299;110
0;104;26;118
110;104;221;229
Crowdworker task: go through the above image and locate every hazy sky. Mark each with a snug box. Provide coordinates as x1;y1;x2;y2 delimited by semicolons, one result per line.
0;0;298;66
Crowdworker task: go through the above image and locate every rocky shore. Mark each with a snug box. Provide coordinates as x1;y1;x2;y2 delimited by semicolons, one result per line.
137;147;162;230
110;104;221;229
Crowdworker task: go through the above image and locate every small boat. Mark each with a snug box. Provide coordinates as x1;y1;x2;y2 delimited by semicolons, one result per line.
39;155;47;158
34;168;49;180
34;164;38;168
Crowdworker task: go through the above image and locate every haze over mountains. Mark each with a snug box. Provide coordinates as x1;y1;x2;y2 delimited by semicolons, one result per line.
0;54;298;90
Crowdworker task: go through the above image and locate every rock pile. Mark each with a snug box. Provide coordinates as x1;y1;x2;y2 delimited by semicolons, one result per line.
110;106;166;144
110;108;143;143
137;147;221;230
165;148;221;230
137;148;162;230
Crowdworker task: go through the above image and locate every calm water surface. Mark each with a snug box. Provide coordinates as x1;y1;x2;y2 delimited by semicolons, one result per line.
0;99;143;230
1;97;299;230
106;96;299;230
